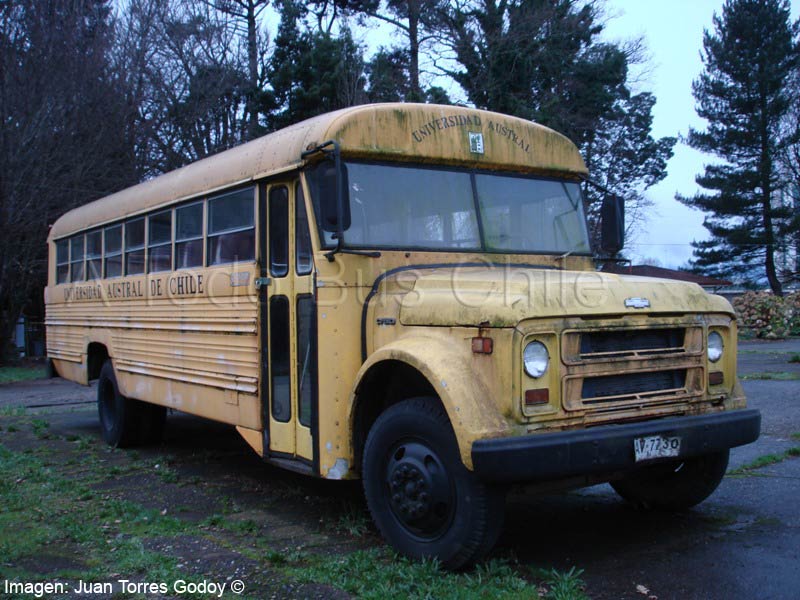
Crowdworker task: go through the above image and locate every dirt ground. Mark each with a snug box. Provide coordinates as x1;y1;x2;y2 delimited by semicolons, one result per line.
1;338;799;599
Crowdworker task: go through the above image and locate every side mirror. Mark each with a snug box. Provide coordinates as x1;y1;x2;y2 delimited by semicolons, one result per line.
601;194;624;254
312;159;350;233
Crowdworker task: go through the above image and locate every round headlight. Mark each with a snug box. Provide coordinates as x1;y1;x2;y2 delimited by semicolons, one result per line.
523;341;549;378
708;331;724;363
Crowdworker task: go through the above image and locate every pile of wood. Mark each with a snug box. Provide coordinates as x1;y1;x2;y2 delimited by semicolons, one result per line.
732;291;800;339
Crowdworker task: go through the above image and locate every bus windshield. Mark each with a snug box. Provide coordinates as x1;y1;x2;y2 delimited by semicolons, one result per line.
310;161;591;255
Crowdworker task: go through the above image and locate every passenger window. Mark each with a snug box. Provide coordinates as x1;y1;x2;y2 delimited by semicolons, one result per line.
270;186;288;277
125;218;145;275
176;202;203;269
207;189;255;265
296;295;315;427
148;210;172;272
69;235;85;282
296;183;312;275
104;225;123;278
86;231;102;280
56;240;69;284
270;296;291;422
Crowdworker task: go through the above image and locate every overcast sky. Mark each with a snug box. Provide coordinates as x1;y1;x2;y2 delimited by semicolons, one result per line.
602;0;800;268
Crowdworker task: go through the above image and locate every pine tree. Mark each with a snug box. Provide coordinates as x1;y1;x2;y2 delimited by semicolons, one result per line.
679;0;799;294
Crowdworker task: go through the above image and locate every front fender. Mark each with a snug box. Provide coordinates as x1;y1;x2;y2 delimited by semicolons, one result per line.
349;336;512;469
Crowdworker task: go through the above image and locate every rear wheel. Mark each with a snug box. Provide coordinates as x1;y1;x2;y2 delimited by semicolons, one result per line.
97;360;165;447
611;450;730;510
362;397;505;570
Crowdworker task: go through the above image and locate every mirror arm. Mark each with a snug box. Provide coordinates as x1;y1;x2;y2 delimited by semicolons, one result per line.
582;177;615;197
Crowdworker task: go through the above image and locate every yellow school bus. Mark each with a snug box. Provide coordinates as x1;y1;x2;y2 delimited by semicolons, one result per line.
46;103;760;568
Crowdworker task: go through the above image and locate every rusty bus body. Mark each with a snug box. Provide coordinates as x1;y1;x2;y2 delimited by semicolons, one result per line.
46;104;760;568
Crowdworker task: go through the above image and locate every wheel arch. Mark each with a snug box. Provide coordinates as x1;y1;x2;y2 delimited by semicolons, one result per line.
349;337;511;471
87;342;110;381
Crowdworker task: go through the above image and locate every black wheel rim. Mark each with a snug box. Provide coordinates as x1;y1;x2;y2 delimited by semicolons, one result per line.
384;438;455;541
98;378;116;432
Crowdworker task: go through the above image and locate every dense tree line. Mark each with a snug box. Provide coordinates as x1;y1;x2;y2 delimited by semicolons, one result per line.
11;0;794;358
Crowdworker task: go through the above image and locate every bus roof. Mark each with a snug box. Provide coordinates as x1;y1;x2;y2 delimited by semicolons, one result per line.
49;103;587;241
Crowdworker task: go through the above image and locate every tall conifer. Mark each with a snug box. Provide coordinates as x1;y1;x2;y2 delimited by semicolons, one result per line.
680;0;799;293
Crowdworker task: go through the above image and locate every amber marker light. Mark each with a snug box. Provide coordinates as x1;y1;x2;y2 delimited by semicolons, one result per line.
709;371;724;386
471;337;493;354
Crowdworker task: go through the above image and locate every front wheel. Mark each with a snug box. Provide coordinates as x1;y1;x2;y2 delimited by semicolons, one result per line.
362;397;505;570
611;450;730;510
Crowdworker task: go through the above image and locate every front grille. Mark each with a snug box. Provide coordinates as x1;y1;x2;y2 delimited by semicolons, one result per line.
555;321;705;413
581;369;687;404
580;328;685;359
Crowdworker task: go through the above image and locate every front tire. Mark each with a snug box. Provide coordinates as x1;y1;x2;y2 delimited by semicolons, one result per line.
362;397;505;570
97;360;165;447
611;450;730;510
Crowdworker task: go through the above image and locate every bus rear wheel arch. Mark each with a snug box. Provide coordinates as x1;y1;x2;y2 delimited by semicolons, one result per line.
97;360;166;448
362;396;505;570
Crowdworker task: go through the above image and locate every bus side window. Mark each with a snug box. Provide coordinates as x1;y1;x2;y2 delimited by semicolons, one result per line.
104;224;123;278
86;231;102;280
148;209;172;272
125;218;145;275
56;240;69;284
176;202;203;269
270;186;289;277
69;235;85;282
296;182;312;275
208;189;255;266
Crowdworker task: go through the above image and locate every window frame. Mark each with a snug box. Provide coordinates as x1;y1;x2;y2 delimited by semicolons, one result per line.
69;234;85;283
306;159;593;257
55;240;70;284
103;223;123;279
124;217;146;276
206;187;256;267
175;200;205;270
147;208;173;273
85;229;103;281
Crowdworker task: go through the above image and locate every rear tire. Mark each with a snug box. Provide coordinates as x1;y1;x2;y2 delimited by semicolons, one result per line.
97;360;165;447
611;450;730;510
362;397;505;570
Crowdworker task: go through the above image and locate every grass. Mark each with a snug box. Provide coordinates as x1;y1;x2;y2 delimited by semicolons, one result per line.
0;420;589;599
0;443;206;595
333;503;370;537
739;371;800;381
0;365;46;384
539;567;589;600
287;549;539;599
789;353;800;364
728;447;800;476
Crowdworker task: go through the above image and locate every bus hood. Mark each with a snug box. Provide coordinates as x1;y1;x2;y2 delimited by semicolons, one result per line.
396;267;734;327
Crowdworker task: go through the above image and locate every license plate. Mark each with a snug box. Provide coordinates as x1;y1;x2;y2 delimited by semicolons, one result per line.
634;435;681;462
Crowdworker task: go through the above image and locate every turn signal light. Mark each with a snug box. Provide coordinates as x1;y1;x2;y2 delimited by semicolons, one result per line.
472;337;493;354
525;389;549;406
709;371;724;386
